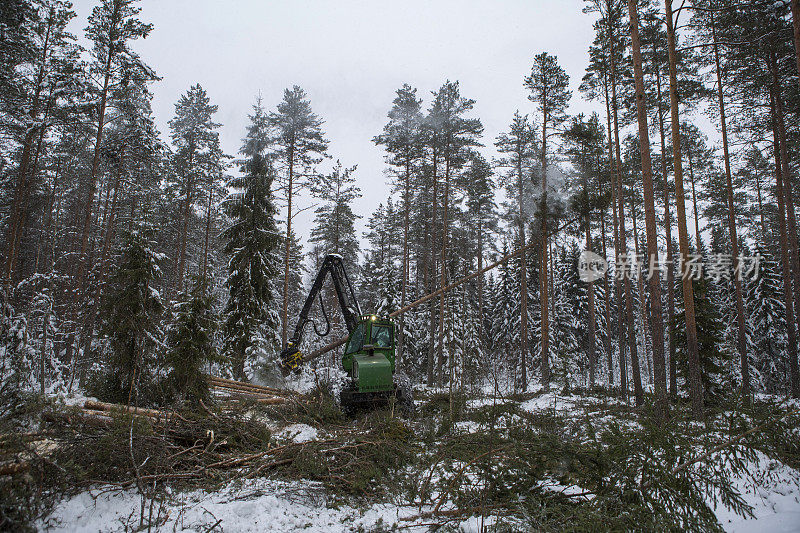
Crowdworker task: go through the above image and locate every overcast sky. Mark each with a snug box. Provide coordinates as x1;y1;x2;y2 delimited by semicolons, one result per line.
69;0;602;247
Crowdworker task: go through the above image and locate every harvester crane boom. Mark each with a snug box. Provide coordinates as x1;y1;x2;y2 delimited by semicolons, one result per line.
287;254;361;348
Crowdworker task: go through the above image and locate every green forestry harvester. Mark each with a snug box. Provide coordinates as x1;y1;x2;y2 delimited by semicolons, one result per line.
280;254;412;412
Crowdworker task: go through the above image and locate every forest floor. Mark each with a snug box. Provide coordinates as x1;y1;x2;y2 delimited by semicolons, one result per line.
3;379;799;532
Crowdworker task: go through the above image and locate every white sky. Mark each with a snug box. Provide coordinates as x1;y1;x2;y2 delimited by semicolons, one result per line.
69;0;603;247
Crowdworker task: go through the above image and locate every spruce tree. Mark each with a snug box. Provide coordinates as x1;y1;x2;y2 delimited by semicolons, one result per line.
746;245;787;393
99;226;164;405
222;108;281;380
308;160;361;273
166;277;217;403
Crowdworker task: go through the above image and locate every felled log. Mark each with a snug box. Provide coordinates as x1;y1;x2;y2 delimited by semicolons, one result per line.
84;400;169;420
208;376;291;396
42;410;113;428
0;460;29;476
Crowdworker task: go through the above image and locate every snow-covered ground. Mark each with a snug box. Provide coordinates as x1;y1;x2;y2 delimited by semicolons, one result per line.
38;459;800;533
35;390;800;532
715;451;800;533
38;478;496;533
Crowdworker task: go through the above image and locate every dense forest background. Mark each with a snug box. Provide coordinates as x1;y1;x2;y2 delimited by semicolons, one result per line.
2;0;800;418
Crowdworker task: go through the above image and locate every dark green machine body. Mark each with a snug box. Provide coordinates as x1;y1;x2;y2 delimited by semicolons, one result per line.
342;317;396;394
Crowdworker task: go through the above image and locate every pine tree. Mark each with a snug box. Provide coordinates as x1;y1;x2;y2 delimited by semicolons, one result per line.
495;111;538;390
525;52;572;391
269;86;329;350
374;84;424;365
460;152;498;345
76;0;155;307
168;84;225;293
3;0;82;283
428;80;483;387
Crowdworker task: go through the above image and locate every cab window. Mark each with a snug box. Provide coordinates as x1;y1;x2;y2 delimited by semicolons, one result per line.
346;323;365;354
371;325;393;349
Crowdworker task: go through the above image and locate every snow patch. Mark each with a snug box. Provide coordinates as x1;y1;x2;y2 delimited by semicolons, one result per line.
275;423;319;443
714;451;800;533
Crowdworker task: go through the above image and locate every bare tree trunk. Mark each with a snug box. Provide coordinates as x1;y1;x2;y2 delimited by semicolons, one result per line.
792;0;800;89
586;224;597;386
176;140;196;294
754;170;767;240
712;12;750;398
540;117;551;391
603;62;627;394
426;149;439;386
628;0;667;417
397;160;411;366
599;179;614;385
437;157;451;389
631;206;653;385
655;63;677;400
686;145;702;252
665;0;704;419
610;30;640;404
281;145;295;349
771;61;800;398
770;89;800;399
518;153;529;391
202;178;214;286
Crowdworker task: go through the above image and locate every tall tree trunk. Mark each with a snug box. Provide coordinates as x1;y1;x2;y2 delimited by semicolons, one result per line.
518;151;529;391
599;176;614;385
770;89;800;399
628;0;667;417
437;156;451;388
754;170;767;240
665;0;704;419
76;0;121;306
603;61;627;393
176;139;196;293
586;223;597;386
281;145;295;349
792;0;800;89
477;217;484;338
686;145;702;252
397;159;411;366
202;177;214;286
4;10;53;283
540;113;551;391
712;12;749;398
771;60;800;398
655;62;677;400
426;149;439;386
631;206;653;385
610;27;640;403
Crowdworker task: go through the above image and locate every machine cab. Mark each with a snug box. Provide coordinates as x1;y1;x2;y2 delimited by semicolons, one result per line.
342;316;396;391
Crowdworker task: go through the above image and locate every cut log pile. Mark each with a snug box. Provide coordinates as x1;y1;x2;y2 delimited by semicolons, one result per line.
208;375;293;405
